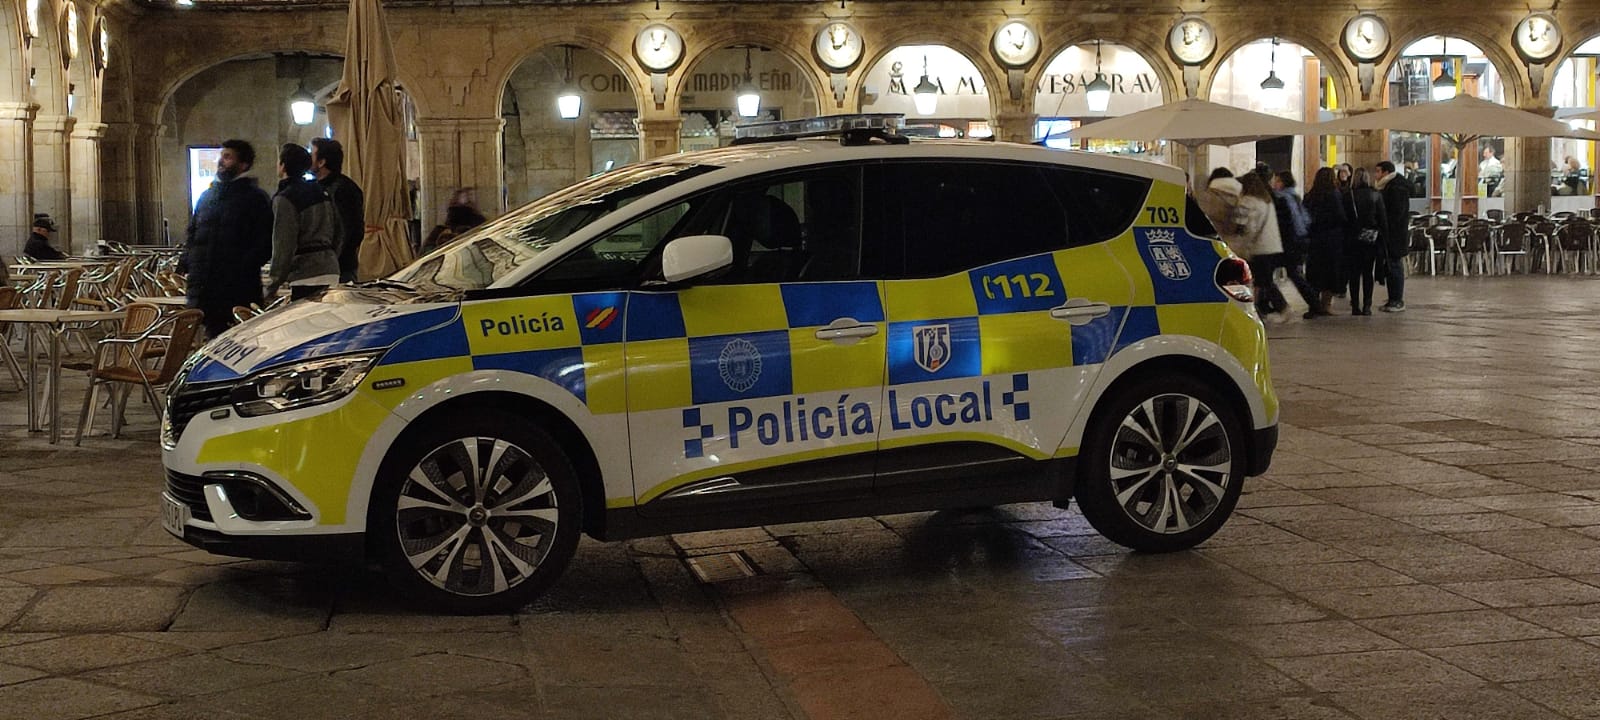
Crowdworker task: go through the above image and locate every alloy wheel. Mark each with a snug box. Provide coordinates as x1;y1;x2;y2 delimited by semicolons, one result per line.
1106;393;1233;535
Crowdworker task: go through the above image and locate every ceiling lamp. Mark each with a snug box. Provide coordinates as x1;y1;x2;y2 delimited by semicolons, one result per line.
1259;38;1286;110
1085;40;1111;113
556;45;582;120
1432;39;1457;101
913;55;939;116
290;81;316;126
736;47;761;118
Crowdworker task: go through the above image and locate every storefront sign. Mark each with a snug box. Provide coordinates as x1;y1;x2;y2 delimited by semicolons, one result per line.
1034;44;1165;117
862;45;991;118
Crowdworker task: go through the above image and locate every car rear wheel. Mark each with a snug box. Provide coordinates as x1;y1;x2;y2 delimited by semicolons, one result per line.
372;409;582;613
1075;375;1245;552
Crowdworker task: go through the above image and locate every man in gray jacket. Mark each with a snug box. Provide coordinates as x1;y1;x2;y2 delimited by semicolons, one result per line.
268;144;341;300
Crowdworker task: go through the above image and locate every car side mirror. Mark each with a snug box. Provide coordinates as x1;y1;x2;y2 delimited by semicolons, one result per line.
660;234;733;284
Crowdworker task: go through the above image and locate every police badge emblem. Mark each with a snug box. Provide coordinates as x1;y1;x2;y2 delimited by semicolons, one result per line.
1144;228;1191;280
912;324;952;373
718;338;763;392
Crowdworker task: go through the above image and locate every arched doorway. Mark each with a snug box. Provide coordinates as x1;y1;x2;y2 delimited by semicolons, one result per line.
1210;38;1338;186
1387;37;1508;212
500;45;638;208
677;45;819;151
1551;36;1599;208
157;53;345;239
1034;41;1168;159
860;44;992;138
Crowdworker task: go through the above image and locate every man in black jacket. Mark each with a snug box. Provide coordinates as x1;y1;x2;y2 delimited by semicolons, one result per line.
181;139;273;337
1373;161;1414;313
24;214;66;260
311;138;365;283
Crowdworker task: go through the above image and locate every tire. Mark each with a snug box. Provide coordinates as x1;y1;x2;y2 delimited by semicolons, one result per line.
1074;374;1246;553
371;409;582;613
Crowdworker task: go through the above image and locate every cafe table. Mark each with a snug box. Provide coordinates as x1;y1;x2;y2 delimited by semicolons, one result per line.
0;308;125;443
129;295;189;308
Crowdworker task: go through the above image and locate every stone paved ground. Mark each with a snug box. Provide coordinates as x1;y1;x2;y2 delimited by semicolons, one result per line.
2;276;1600;719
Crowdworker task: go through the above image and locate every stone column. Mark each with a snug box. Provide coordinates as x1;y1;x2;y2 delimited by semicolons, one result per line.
638;117;681;160
70;122;107;247
994;111;1038;145
0;102;35;258
1506;134;1553;214
130;123;167;244
415;116;505;235
99;122;137;245
1338;100;1388;179
33;114;75;251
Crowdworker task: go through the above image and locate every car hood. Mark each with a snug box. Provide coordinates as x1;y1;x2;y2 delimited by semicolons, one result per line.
183;287;461;384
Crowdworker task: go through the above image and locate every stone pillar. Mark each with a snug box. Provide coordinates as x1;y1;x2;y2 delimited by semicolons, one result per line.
994;111;1038;145
0;102;35;259
416;116;505;235
100;122;137;245
638;117;682;160
69;122;107;247
33;114;75;251
130;123;167;245
1339;101;1388;179
1506;135;1553;214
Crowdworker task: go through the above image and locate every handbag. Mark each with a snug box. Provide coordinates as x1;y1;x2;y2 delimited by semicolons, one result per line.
1358;227;1381;244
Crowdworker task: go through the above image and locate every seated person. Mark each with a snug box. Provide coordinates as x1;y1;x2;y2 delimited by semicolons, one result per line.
24;214;66;261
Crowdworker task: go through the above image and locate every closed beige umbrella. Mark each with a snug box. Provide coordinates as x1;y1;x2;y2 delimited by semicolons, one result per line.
325;0;413;281
1053;98;1323;187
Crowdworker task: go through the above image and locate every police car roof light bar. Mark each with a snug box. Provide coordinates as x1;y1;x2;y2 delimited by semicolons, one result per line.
731;113;909;146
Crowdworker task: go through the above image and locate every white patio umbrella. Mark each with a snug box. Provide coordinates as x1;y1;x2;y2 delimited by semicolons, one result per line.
1052;98;1324;186
1558;108;1600;124
1316;94;1600;213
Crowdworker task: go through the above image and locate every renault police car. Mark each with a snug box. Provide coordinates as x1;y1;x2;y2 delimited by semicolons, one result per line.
161;115;1277;612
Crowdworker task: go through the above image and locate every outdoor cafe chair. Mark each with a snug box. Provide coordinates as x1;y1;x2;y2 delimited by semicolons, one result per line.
1485;209;1505;224
1555;221;1596;274
0;286;24;389
1426;226;1457;275
1495;222;1531;274
1531;220;1559;272
1406;227;1431;274
74;307;203;443
1459;222;1493;276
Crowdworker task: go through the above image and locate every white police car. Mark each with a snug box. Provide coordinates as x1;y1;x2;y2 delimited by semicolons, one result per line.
161;115;1277;612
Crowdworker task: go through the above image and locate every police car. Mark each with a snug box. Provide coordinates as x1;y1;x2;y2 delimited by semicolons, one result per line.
161;115;1277;612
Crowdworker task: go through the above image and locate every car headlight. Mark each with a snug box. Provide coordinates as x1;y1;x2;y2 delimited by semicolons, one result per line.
230;352;381;417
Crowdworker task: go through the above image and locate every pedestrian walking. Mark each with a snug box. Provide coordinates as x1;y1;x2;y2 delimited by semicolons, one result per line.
1232;172;1291;322
1269;171;1318;314
311;138;366;284
180;139;273;338
1302;167;1349;318
266;144;341;300
1373;160;1415;312
1345;168;1387;316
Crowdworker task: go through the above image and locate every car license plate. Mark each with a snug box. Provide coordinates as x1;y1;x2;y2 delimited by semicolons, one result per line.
161;494;190;538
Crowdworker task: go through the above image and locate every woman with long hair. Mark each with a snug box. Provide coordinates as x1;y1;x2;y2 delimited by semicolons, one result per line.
1345;168;1387;315
1302;167;1349;318
1233;172;1289;320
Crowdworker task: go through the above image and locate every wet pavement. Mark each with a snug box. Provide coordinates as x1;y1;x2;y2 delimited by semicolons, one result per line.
2;275;1600;719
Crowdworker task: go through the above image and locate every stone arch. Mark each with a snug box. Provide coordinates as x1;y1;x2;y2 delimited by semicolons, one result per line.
1379;26;1524;106
1030;34;1180;110
64;1;94;122
1204;33;1355;112
0;0;27;103
29;0;67;116
491;35;643;120
673;27;824;119
153;43;345;126
854;28;1003;122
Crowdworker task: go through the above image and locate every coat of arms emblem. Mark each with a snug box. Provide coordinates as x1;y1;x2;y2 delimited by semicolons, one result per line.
1145;228;1191;280
913;324;952;373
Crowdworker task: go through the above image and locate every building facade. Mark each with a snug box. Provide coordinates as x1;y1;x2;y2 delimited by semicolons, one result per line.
2;0;1600;255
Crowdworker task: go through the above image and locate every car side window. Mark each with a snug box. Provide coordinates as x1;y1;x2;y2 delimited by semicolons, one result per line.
532;200;695;290
884;161;1070;278
701;165;863;285
1041;168;1153;247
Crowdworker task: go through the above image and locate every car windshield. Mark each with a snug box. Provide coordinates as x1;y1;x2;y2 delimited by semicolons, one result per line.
389;163;717;291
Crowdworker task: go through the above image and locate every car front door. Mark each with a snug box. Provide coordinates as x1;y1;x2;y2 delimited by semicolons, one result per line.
616;165;889;517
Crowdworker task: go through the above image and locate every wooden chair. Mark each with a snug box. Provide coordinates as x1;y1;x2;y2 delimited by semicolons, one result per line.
74;308;204;443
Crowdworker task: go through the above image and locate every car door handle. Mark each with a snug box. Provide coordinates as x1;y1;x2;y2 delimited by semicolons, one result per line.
1050;299;1112;326
814;319;879;342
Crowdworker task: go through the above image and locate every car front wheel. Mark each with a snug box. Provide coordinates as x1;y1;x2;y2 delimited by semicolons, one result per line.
1075;375;1246;552
372;409;582;613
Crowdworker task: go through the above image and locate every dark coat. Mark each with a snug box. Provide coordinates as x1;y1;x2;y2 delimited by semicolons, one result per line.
182;176;273;310
24;231;66;260
1378;172;1415;258
1351;186;1386;236
319;173;365;282
1303;188;1350;292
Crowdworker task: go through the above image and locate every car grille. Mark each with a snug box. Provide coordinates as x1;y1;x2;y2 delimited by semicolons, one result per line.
165;380;234;447
165;469;213;522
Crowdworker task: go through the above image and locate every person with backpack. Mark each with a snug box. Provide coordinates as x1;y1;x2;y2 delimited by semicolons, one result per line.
1270;171;1317;316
